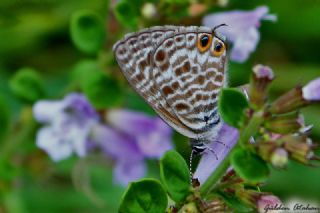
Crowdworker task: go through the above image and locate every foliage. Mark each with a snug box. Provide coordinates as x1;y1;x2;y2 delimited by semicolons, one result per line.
0;0;320;213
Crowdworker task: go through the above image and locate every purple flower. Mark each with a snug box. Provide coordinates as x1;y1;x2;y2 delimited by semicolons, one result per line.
33;93;98;161
194;122;239;184
302;77;320;101
107;109;173;158
203;6;276;63
90;124;145;185
91;109;173;186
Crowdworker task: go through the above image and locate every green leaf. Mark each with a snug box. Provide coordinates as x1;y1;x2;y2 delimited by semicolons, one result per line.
218;88;248;128
70;10;105;54
119;179;168;213
80;63;123;109
231;148;269;184
9;68;46;103
160;150;191;202
0;95;10;141
114;1;139;30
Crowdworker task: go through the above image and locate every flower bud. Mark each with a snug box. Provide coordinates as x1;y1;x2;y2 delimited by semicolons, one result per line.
249;65;274;109
302;77;320;101
201;199;228;213
257;195;282;213
257;142;276;162
179;202;199;213
264;113;303;134
282;135;314;164
269;77;320;114
236;189;258;205
270;148;288;168
141;3;157;19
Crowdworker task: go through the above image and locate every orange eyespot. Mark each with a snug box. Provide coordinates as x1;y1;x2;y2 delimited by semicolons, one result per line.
197;34;212;53
211;40;225;57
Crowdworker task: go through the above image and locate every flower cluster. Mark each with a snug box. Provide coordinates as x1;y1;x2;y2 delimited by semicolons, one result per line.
250;65;320;167
33;93;173;186
189;65;320;212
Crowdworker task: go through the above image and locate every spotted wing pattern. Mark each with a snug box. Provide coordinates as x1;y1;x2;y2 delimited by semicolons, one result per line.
113;26;227;140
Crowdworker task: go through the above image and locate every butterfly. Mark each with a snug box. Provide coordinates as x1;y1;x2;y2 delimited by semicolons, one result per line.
113;25;228;156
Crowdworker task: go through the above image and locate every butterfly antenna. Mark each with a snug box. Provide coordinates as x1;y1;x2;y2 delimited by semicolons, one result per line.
212;23;228;33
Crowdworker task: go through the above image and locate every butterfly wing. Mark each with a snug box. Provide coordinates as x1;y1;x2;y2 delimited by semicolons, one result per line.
113;26;198;138
152;26;227;139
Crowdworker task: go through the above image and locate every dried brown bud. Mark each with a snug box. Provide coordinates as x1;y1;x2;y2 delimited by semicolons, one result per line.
249;65;274;109
264;112;303;134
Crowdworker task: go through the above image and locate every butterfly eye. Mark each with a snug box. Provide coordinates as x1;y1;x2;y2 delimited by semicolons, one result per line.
212;40;225;57
197;34;212;53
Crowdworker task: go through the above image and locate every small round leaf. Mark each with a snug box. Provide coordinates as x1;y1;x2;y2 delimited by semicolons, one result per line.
160;150;191;202
70;10;105;54
231;148;269;184
218;88;248;128
9;68;45;103
114;1;139;29
119;179;168;213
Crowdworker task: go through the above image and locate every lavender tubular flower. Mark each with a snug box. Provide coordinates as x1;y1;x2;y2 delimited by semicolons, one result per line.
107;109;173;158
33;93;99;161
194;122;239;184
90;124;146;186
269;77;320;114
91;109;173;186
203;6;276;63
302;77;320;101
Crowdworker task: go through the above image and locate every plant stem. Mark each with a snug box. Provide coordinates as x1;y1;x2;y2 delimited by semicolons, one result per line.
239;111;264;147
199;144;237;196
0;108;36;162
199;111;264;196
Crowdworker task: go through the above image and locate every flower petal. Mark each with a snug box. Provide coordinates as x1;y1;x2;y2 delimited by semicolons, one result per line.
107;110;173;158
194;123;239;184
36;126;73;161
136;118;173;158
65;93;98;119
33;100;66;123
107;109;158;135
302;77;320;101
230;28;259;62
113;159;146;186
90;124;143;161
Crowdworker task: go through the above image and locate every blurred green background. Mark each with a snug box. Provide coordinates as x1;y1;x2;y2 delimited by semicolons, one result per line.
0;0;320;212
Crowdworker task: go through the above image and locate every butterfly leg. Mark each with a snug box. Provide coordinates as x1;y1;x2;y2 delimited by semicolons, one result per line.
189;140;207;182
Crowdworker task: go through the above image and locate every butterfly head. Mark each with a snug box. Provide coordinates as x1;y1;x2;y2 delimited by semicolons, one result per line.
197;24;227;58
